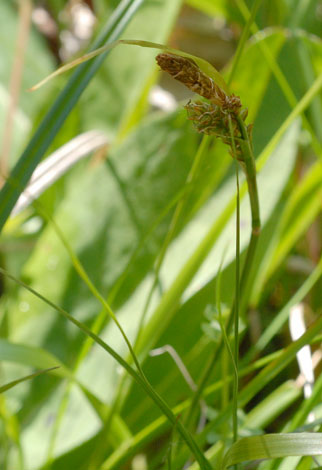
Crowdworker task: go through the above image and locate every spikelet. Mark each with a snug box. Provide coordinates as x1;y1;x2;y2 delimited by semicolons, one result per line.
156;52;250;156
156;53;227;107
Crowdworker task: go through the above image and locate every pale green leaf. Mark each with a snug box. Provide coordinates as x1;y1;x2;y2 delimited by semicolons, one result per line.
222;433;322;468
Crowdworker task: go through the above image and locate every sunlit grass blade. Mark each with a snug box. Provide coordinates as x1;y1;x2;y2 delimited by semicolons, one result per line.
0;0;144;233
0;367;59;393
222;433;322;469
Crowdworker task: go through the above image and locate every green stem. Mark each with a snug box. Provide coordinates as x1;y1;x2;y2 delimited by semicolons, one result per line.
183;115;261;433
229;116;240;448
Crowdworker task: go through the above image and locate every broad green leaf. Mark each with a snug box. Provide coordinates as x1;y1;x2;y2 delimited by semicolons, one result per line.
0;337;129;438
222;433;322;469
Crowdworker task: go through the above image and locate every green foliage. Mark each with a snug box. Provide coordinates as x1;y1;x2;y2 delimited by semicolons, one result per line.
0;1;321;470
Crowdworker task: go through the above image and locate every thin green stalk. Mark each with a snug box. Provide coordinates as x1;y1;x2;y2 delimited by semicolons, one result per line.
228;116;240;450
216;251;238;414
183;114;260;432
227;0;263;86
0;267;212;470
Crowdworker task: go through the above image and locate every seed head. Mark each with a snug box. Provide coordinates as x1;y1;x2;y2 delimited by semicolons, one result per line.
156;53;227;107
156;51;250;156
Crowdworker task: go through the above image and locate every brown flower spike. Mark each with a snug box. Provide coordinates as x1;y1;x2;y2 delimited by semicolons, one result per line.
156;52;251;156
156;53;227;107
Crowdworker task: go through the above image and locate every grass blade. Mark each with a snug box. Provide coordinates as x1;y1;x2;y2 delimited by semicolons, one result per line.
222;433;322;469
0;0;143;233
0;367;59;393
0;267;212;470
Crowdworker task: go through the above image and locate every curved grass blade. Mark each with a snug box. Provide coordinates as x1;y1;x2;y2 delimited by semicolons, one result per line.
0;267;212;470
30;39;229;94
0;0;144;233
11;130;109;216
0;367;59;393
222;433;322;469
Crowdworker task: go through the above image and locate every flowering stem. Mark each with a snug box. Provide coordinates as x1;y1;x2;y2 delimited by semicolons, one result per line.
183;112;261;434
228;115;240;451
236;116;261;310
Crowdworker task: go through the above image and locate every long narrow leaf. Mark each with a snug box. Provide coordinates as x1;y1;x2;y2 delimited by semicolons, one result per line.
30;39;228;93
222;433;322;469
0;0;143;233
0;267;211;470
0;367;59;393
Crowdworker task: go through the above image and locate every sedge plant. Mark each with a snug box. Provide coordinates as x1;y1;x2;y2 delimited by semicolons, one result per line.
2;4;322;467
24;38;261;468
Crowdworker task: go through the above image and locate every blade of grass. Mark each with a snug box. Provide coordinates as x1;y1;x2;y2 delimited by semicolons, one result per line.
228;115;241;453
0;0;144;232
250;160;322;307
245;255;322;362
227;0;263;86
103;336;322;470
222;433;322;469
0;367;59;393
0;339;70;378
30;40;228;94
0;267;212;470
235;0;322;161
171;314;322;468
101;349;287;470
